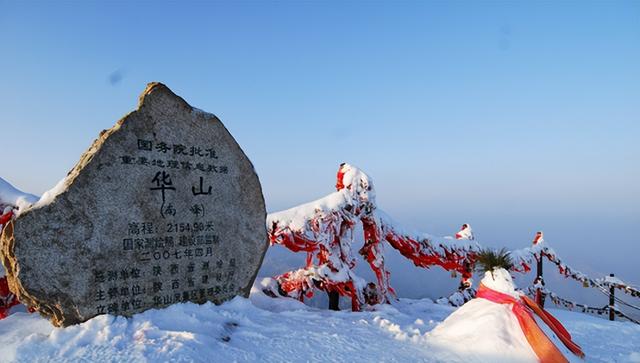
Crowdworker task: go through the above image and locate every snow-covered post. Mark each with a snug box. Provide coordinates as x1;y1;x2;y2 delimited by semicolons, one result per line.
328;291;340;311
535;257;544;307
454;224;474;290
609;273;615;321
532;231;546;307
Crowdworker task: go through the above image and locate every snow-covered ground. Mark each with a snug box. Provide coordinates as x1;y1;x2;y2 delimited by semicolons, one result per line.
1;279;638;363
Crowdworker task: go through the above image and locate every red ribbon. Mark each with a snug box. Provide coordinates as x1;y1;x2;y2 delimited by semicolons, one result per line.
0;210;13;226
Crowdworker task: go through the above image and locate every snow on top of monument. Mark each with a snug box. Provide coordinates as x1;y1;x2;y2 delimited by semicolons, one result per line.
0;177;39;215
0;174;72;218
22;176;68;215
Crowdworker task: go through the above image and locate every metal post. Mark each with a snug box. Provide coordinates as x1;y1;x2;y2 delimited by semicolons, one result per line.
536;255;545;308
609;273;615;321
328;291;340;311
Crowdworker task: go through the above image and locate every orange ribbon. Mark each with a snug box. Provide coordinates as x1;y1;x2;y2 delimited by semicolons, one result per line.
476;283;584;363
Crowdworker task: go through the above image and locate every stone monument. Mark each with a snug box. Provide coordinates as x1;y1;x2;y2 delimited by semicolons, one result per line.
0;83;268;327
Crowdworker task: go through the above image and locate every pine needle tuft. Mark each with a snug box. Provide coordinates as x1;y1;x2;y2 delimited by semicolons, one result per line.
475;248;513;273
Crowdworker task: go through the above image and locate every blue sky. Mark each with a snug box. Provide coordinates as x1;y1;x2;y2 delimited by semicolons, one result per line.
1;1;639;300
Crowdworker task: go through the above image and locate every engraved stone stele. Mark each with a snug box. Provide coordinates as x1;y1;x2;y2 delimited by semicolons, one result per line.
0;83;268;327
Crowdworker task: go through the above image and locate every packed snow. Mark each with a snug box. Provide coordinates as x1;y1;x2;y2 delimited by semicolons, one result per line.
428;299;538;362
26;176;68;214
1;277;639;363
428;269;583;362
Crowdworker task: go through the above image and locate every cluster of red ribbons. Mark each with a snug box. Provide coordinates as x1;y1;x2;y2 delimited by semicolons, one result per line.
476;283;584;362
0;276;19;319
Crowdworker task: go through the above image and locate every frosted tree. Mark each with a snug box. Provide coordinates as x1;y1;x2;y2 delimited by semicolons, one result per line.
267;163;480;310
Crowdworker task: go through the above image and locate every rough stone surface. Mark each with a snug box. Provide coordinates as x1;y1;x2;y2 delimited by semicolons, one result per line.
0;83;268;327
